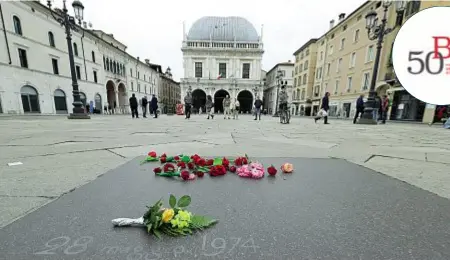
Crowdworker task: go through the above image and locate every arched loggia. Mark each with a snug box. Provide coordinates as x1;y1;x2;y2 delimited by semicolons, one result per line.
214;89;230;114
192;89;207;113
237;90;253;114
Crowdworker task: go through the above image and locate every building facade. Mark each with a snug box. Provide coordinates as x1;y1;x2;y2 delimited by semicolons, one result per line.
0;1;171;115
264;62;294;115
180;16;264;114
294;0;450;122
159;67;181;113
293;39;318;116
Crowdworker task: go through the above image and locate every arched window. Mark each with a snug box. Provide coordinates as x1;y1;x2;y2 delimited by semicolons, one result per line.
109;60;113;72
91;51;96;63
54;89;67;113
13;16;22;35
103;56;106;70
48;32;55;47
113;61;117;74
73;43;79;56
21;85;40;113
106;58;109;71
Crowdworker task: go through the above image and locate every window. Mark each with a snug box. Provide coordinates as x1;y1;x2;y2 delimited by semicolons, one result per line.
330;45;334;55
388;42;394;67
354;29;360;43
280;70;286;77
405;1;421;17
299;63;302;72
334;80;340;94
48;32;55;47
292;70;294;77
340;38;345;50
343;25;347;31
301;89;305;100
316;67;322;79
295;66;298;74
347;76;352;92
302;74;307;84
350;52;356;68
103;56;106;70
73;43;78;56
13;16;22;35
219;63;227;78
52;58;59;75
326;63;331;76
294;78;297;86
145;85;147;94
138;71;140;79
304;60;308;70
91;51;96;63
336;58;342;73
298;76;302;86
75;65;81;80
314;86;320;97
331;33;334;39
18;48;28;68
138;84;141;93
106;58;110;71
242;63;250;79
306;49;309;55
93;70;98;83
362;72;370;90
144;75;146;81
131;81;134;91
195;62;202;78
320;51;323;61
366;45;374;62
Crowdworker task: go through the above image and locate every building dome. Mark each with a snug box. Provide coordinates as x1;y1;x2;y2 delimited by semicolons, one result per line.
187;16;259;42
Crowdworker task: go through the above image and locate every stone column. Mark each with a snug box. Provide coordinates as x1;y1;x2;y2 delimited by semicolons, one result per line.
115;91;119;114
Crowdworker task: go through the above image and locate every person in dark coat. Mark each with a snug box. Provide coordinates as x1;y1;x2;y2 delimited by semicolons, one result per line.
353;94;365;124
314;92;330;124
150;94;158;118
254;96;263;120
141;96;148;118
129;93;139;118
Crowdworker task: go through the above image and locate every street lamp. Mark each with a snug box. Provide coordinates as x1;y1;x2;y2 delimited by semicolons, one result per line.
357;0;405;124
47;0;90;119
273;70;287;117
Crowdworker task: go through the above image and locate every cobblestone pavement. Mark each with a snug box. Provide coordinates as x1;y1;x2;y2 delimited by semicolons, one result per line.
0;114;448;228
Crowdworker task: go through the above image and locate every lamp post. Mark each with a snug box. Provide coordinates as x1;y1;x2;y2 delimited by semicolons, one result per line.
273;70;286;117
357;0;406;124
47;0;89;119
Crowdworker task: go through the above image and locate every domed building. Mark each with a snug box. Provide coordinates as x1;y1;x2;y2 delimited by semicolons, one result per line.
181;16;264;114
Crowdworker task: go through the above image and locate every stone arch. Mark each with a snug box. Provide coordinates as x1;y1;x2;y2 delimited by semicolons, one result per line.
213;89;230;114
376;83;390;96
237;89;253;113
53;88;67;114
20;85;40;113
192;88;207;112
106;80;116;109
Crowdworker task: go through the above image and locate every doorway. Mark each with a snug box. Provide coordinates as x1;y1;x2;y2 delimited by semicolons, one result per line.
54;89;68;114
21;85;40;113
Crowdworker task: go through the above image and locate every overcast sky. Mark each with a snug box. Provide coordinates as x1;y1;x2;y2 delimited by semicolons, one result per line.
63;0;366;80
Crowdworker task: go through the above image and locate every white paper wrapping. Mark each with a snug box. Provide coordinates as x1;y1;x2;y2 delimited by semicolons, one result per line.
112;217;144;226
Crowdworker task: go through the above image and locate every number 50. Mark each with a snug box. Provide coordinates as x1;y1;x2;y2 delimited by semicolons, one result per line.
408;51;444;75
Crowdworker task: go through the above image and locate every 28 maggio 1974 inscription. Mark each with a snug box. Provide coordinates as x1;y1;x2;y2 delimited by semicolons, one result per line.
34;234;260;258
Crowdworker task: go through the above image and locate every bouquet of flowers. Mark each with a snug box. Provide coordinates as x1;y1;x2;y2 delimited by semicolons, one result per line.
112;194;218;238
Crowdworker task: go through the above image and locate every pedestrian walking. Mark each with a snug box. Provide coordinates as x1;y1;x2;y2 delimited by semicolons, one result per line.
314;92;330;124
150;94;158;118
184;92;192;119
353;94;365;124
86;102;90;114
142;96;148;118
205;95;214;119
129;93;139;118
223;95;231;119
380;94;389;124
254;96;263;120
233;98;240;119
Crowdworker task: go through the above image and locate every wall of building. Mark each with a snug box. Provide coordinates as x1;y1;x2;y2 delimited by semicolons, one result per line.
264;63;294;115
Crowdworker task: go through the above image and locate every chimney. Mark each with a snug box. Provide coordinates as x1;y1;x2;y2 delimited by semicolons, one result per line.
329;19;335;29
145;59;150;64
338;13;346;22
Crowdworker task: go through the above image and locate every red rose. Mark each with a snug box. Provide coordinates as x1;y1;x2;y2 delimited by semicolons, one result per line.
187;162;195;170
229;166;237;173
148;151;157;157
153;167;162;174
197;158;206;166
234;158;242;166
163;163;175;172
196;171;204;177
160;157;167;163
242;157;248;165
191;154;200;160
180;170;190;180
174;156;180;161
222;157;230;167
177;161;186;169
161;153;167;158
267;165;277;176
206;159;214;166
218;165;226;175
210;165;226;176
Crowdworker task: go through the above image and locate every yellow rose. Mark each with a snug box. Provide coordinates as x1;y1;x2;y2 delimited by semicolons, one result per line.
162;209;174;223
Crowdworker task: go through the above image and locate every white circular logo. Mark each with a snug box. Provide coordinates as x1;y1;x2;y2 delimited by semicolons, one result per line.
393;7;450;105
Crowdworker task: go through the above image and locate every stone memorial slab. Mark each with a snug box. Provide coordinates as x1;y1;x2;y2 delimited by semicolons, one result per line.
1;157;450;260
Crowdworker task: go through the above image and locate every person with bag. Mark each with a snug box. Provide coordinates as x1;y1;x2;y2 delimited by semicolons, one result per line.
233;98;240;119
353;94;365;124
205;95;214;119
314;92;330;124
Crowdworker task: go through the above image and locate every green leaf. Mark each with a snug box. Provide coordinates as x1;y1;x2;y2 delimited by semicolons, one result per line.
181;155;190;163
213;158;223;166
153;229;162;239
177;195;191;208
169;194;177;208
189;215;218;230
147;223;153;233
166;156;174;162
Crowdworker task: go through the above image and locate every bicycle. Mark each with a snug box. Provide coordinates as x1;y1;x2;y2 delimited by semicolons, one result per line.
279;104;290;124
